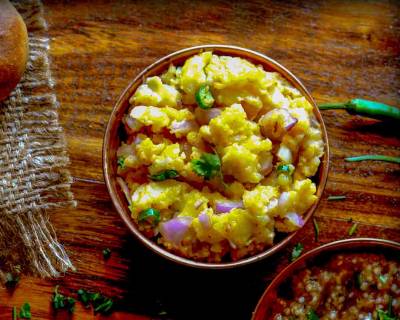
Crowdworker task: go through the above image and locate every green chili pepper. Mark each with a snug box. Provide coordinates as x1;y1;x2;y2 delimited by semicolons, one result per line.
345;155;400;164
195;85;214;109
138;208;160;226
319;99;400;121
277;164;294;175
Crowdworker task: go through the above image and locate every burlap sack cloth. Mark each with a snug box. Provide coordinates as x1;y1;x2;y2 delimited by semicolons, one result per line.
0;0;76;278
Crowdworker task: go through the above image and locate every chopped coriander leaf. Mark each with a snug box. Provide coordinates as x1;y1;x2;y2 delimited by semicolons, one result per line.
377;309;396;320
138;208;160;226
307;309;319;320
191;153;221;180
379;274;388;284
195;85;214;109
93;297;113;314
5;272;19;288
103;248;111;260
19;302;31;319
117;156;126;169
77;289;92;307
327;195;346;201
291;243;304;262
277;164;294;175
52;286;75;313
150;169;179;181
348;223;358;236
313;218;319;242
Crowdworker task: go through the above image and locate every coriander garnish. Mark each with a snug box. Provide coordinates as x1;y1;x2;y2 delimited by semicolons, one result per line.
191;153;221;180
52;286;75;313
149;169;179;181
77;289;113;314
103;248;111;260
19;302;31;319
306;309;319;320
313;218;319;242
348;223;358;236
117;156;126;169
291;243;304;262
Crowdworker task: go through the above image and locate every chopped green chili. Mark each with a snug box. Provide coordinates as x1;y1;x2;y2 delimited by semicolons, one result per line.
313;218;319;242
345;155;400;164
138;208;161;226
277;164;294;175
327;195;346;201
191;153;221;180
195;85;215;109
149;169;179;181
319;99;400;121
348;223;358;236
291;243;304;262
306;309;320;320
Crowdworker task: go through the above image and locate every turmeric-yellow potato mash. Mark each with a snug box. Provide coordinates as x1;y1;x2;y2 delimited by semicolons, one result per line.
116;52;324;262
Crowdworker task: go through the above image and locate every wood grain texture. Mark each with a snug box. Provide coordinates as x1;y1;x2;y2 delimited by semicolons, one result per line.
1;0;399;319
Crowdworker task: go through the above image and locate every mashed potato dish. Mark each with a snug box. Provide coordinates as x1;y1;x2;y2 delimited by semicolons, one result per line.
116;52;324;262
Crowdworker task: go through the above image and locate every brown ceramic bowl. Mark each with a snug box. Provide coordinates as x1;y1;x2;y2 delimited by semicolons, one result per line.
252;238;400;319
103;45;330;269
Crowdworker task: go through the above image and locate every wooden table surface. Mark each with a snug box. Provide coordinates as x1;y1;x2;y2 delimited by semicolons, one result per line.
1;0;399;319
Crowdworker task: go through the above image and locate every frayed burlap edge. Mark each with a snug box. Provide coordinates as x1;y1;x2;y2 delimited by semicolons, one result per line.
0;0;76;279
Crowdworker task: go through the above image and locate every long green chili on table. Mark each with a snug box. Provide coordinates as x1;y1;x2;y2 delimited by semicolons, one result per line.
318;99;400;121
345;155;400;164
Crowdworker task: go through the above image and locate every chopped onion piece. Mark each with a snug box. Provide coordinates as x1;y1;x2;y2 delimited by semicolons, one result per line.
260;156;273;175
170;120;197;136
286;212;305;227
206;108;222;121
159;216;193;246
215;200;243;213
284;116;298;131
124;115;142;132
278;192;290;208
198;211;211;229
277;145;293;163
116;177;131;205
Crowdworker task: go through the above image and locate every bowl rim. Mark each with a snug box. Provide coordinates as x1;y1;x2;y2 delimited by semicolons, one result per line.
252;237;400;319
103;44;330;269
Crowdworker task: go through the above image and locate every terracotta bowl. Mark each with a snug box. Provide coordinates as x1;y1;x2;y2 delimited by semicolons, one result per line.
103;45;330;269
252;238;400;319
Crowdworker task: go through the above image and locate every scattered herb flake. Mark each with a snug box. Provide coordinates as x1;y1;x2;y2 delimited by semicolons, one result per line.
103;248;111;260
138;208;161;226
117;156;126;169
313;218;319;242
348;223;358;236
12;306;17;320
277;164;294;175
149;169;179;181
307;309;320;320
77;289;114;315
291;243;304;262
327;195;346;201
379;274;389;284
356;273;363;288
52;286;75;313
191;153;221;180
19;302;31;319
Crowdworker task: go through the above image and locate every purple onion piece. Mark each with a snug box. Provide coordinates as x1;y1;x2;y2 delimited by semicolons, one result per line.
159;216;193;246
206;108;222;122
285;212;305;227
278;192;290;208
284;116;298;131
215;200;244;213
260;157;273;175
198;211;211;229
